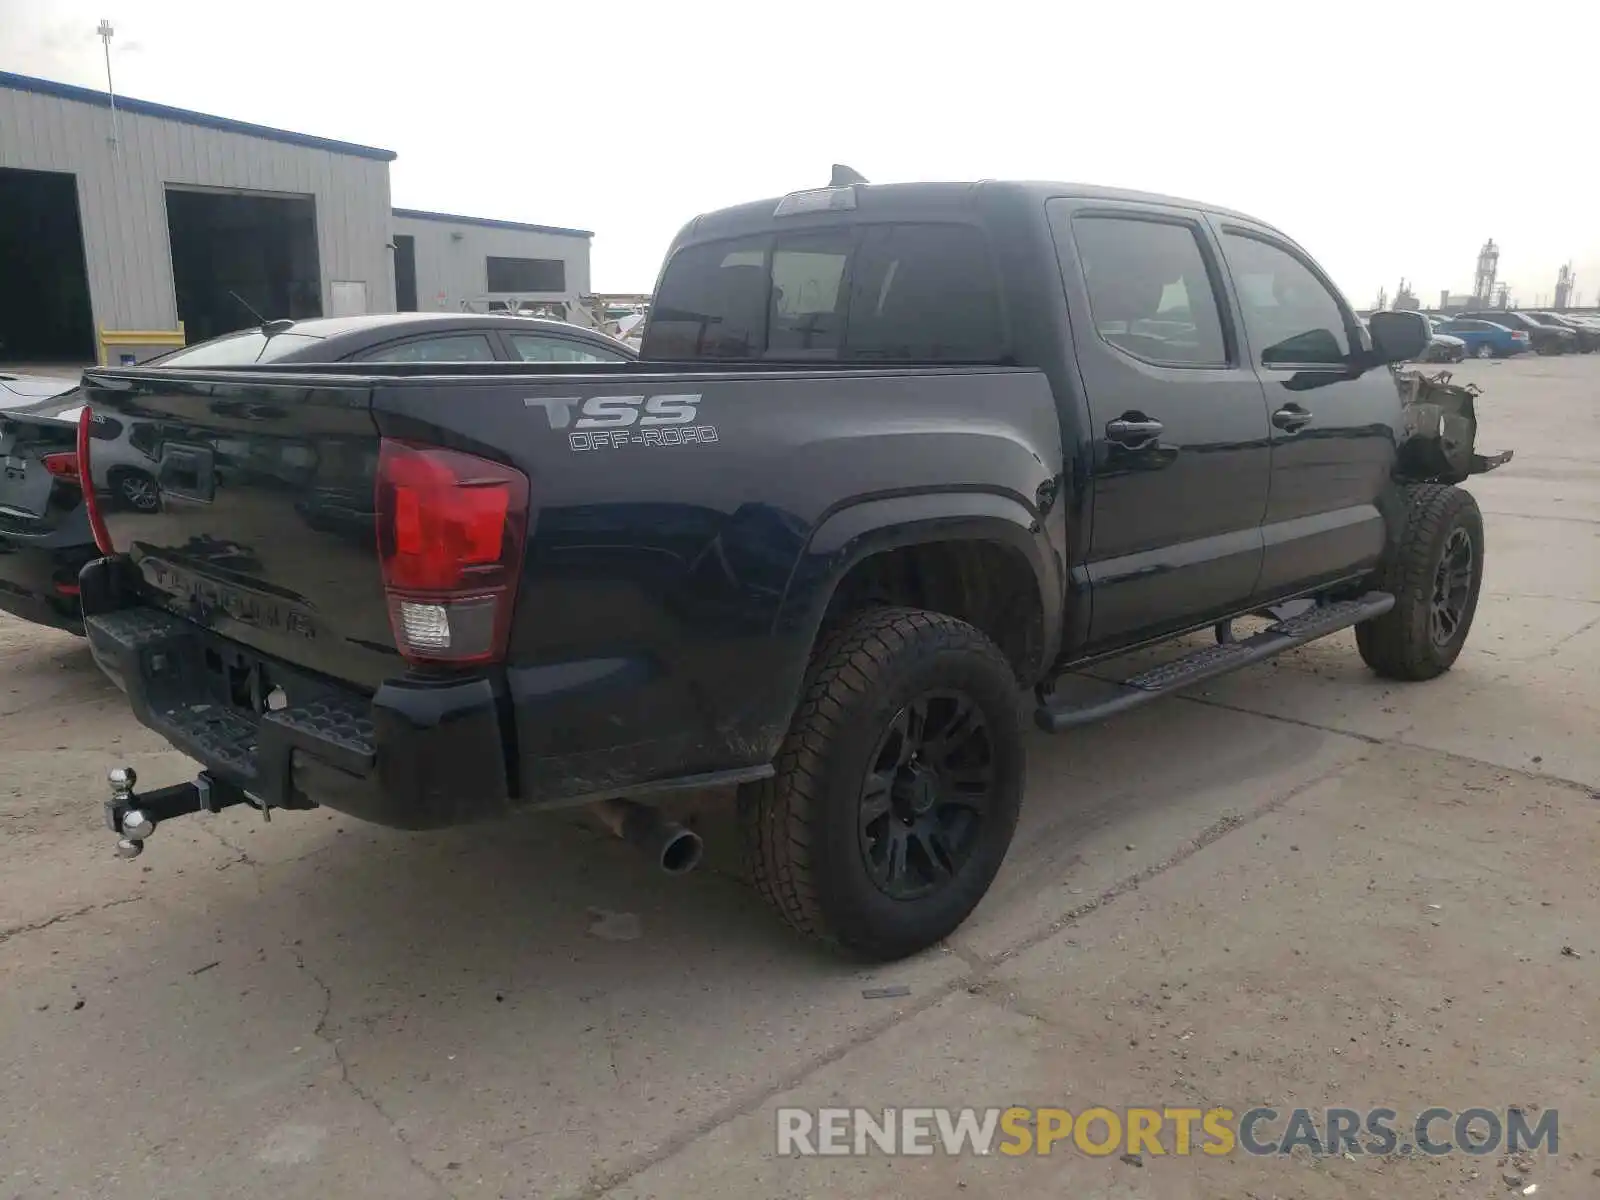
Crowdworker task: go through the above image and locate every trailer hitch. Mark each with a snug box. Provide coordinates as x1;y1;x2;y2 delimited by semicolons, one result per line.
104;767;258;859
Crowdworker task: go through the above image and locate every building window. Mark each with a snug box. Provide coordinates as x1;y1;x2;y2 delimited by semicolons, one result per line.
486;256;566;293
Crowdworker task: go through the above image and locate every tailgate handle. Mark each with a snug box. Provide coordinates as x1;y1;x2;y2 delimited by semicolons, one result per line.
157;444;215;503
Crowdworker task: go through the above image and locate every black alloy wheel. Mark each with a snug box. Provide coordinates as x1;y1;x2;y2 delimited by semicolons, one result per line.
858;691;994;901
740;607;1025;960
1429;527;1474;648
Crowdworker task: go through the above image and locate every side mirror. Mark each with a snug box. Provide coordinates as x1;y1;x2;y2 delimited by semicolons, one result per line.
1367;310;1430;364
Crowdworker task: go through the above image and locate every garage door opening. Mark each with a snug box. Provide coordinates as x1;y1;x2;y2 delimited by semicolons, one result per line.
0;167;94;363
165;187;322;344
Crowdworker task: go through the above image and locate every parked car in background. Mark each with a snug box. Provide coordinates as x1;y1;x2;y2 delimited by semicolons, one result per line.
1434;318;1533;359
0;314;634;633
1455;310;1575;355
1422;320;1466;362
1;372;77;405
1524;311;1600;353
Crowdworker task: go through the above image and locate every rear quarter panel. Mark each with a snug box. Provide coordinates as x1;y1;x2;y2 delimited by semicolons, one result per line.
373;367;1064;799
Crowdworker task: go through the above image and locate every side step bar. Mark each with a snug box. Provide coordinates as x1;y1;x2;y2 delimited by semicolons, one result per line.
1034;591;1395;733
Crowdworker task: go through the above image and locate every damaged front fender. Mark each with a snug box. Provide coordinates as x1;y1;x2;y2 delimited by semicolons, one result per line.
1392;368;1514;484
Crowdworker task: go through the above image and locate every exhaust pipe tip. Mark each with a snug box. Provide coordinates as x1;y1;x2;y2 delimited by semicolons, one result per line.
658;826;704;876
594;798;705;877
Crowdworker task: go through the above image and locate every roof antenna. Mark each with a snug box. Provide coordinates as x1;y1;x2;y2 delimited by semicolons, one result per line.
229;289;268;326
830;164;868;187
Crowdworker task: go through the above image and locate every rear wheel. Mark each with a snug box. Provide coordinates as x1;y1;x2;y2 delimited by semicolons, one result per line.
1356;485;1484;681
1474;342;1493;359
740;608;1024;960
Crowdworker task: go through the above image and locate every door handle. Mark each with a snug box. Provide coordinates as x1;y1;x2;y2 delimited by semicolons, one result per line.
1105;415;1164;446
1272;404;1313;432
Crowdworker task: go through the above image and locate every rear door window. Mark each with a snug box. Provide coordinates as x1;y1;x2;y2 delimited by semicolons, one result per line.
353;334;496;363
509;334;628;363
642;223;1006;362
1069;216;1228;366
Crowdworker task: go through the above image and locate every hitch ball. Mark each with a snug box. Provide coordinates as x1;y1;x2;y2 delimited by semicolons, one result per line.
115;838;144;859
121;809;154;840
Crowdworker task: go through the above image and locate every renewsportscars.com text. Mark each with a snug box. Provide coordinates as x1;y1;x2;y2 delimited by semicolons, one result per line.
775;1105;1558;1158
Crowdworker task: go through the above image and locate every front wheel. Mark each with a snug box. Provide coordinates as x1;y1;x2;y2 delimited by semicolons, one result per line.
740;608;1024;960
1356;485;1484;681
1474;342;1494;360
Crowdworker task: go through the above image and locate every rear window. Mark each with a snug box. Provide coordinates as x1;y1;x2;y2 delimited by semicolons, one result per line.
642;222;1006;362
155;330;323;367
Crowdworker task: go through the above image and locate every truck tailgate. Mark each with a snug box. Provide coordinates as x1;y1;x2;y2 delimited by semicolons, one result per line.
81;371;400;690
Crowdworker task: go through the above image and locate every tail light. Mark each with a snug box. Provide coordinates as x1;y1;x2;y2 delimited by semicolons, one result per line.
375;439;530;666
1513;331;1529;341
76;408;115;554
41;451;79;480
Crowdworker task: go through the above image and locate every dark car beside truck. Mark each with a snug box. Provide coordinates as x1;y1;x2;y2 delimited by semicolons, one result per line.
0;314;633;633
70;178;1508;960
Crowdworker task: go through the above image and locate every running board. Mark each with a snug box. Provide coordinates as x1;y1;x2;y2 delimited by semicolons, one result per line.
1034;592;1395;733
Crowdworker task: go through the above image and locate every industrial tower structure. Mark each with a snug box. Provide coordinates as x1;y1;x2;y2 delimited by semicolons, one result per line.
1555;263;1574;310
1473;239;1499;307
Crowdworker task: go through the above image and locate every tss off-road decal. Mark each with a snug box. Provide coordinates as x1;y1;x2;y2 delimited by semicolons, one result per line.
524;394;719;451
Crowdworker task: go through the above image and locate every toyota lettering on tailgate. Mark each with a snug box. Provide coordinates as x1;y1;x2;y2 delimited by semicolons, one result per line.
523;393;719;452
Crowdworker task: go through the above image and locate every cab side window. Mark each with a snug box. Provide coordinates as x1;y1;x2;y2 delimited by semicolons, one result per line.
1070;216;1229;367
1222;233;1352;367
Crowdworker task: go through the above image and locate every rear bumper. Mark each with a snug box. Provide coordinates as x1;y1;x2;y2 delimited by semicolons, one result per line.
0;527;95;633
82;599;514;830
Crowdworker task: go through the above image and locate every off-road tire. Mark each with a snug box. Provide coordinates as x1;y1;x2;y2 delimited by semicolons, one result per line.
739;608;1024;960
1356;484;1484;681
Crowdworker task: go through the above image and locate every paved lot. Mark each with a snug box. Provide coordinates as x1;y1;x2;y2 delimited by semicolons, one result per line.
2;354;1597;1199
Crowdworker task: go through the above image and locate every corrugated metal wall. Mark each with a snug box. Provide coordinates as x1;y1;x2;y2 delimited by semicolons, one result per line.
394;215;591;312
0;86;395;336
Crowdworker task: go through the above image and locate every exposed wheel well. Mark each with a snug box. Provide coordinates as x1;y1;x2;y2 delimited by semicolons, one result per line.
820;539;1045;682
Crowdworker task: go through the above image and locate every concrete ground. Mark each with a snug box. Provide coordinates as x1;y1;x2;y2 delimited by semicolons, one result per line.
2;355;1597;1199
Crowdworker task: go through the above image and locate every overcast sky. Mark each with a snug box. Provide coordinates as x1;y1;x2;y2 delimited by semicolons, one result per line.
4;0;1597;305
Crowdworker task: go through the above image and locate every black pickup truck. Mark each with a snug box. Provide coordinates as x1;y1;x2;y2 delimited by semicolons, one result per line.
74;177;1508;960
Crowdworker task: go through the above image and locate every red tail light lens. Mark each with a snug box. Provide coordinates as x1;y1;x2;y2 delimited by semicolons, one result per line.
375;439;530;666
41;451;79;480
76;408;115;554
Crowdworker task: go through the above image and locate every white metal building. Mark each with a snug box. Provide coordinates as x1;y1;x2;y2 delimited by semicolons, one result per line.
392;209;592;316
0;70;594;363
